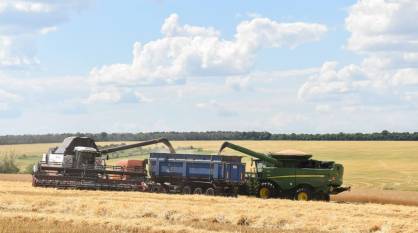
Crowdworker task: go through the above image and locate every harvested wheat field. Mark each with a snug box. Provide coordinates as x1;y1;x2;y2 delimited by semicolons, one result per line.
1;176;418;233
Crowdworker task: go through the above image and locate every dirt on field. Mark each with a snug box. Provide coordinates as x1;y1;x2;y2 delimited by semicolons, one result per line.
332;188;418;206
1;175;418;233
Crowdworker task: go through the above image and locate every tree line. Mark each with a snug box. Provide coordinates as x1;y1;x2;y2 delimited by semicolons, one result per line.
0;130;418;145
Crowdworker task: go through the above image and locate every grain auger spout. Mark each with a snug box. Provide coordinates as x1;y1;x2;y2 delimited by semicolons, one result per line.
218;141;280;166
99;138;176;154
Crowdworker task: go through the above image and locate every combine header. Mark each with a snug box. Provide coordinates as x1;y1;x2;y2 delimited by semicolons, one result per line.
32;137;175;191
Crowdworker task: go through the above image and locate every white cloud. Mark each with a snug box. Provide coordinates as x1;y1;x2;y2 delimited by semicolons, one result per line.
346;0;418;53
0;0;91;68
85;88;121;104
196;99;237;117
89;13;327;87
0;89;23;117
134;92;153;103
0;89;22;103
269;113;307;128
299;0;418;109
392;69;418;86
161;14;220;38
315;104;331;113
13;1;53;13
298;61;370;101
225;75;252;91
39;26;57;35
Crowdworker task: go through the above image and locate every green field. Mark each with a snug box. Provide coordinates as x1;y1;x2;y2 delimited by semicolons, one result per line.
1;141;417;191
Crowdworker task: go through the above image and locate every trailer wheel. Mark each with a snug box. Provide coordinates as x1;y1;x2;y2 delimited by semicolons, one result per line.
193;187;203;195
294;187;312;201
205;187;215;196
257;182;276;199
232;186;239;197
182;186;192;194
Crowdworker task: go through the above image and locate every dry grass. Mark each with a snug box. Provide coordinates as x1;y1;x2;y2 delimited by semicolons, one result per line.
0;173;32;182
1;179;418;233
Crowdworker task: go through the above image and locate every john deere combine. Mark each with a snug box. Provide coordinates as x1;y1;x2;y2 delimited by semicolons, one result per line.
218;142;350;201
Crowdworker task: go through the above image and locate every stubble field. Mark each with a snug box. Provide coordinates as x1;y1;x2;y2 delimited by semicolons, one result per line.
1;176;418;233
1;141;418;232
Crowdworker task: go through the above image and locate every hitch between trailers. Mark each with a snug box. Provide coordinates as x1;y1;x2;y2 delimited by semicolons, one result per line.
330;186;351;195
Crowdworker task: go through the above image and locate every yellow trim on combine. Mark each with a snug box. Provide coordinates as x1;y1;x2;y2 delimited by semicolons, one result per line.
267;175;326;179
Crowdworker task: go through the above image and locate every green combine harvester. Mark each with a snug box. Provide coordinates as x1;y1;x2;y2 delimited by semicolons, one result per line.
218;142;350;201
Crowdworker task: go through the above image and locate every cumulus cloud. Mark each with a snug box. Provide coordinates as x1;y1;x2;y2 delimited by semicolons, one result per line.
134;92;153;103
0;89;23;118
196;99;238;117
0;0;92;68
0;1;52;13
85;88;121;104
299;0;418;109
392;69;418;86
89;13;327;87
0;89;22;103
346;0;418;53
298;62;371;101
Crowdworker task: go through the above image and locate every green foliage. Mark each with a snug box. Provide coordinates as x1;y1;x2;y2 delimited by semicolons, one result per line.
0;155;20;173
23;163;35;174
0;130;418;145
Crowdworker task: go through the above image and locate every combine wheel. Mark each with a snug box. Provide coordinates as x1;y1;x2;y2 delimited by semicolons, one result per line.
150;185;160;193
205;187;215;196
182;186;192;194
193;187;203;195
32;176;38;187
294;187;312;201
158;186;168;193
257;182;276;199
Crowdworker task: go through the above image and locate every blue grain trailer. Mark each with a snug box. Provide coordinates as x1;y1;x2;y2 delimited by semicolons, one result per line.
148;153;245;196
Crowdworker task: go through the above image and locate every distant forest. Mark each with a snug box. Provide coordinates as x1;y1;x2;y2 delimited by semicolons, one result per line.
1;130;418;145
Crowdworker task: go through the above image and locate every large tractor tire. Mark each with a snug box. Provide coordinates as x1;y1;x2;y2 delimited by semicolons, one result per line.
159;186;168;193
182;186;192;194
193;187;203;195
294;187;313;201
257;182;276;199
205;187;215;196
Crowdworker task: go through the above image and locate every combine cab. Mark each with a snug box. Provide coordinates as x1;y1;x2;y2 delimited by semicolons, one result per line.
32;137;174;191
218;142;350;201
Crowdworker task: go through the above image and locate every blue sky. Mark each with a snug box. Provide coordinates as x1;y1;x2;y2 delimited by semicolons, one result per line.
1;0;418;134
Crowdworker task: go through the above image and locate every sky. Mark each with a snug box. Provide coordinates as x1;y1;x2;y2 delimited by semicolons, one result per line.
1;0;418;134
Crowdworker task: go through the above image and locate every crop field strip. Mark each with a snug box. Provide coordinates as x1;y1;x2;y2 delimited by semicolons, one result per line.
2;140;418;191
1;177;418;233
3;174;418;207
